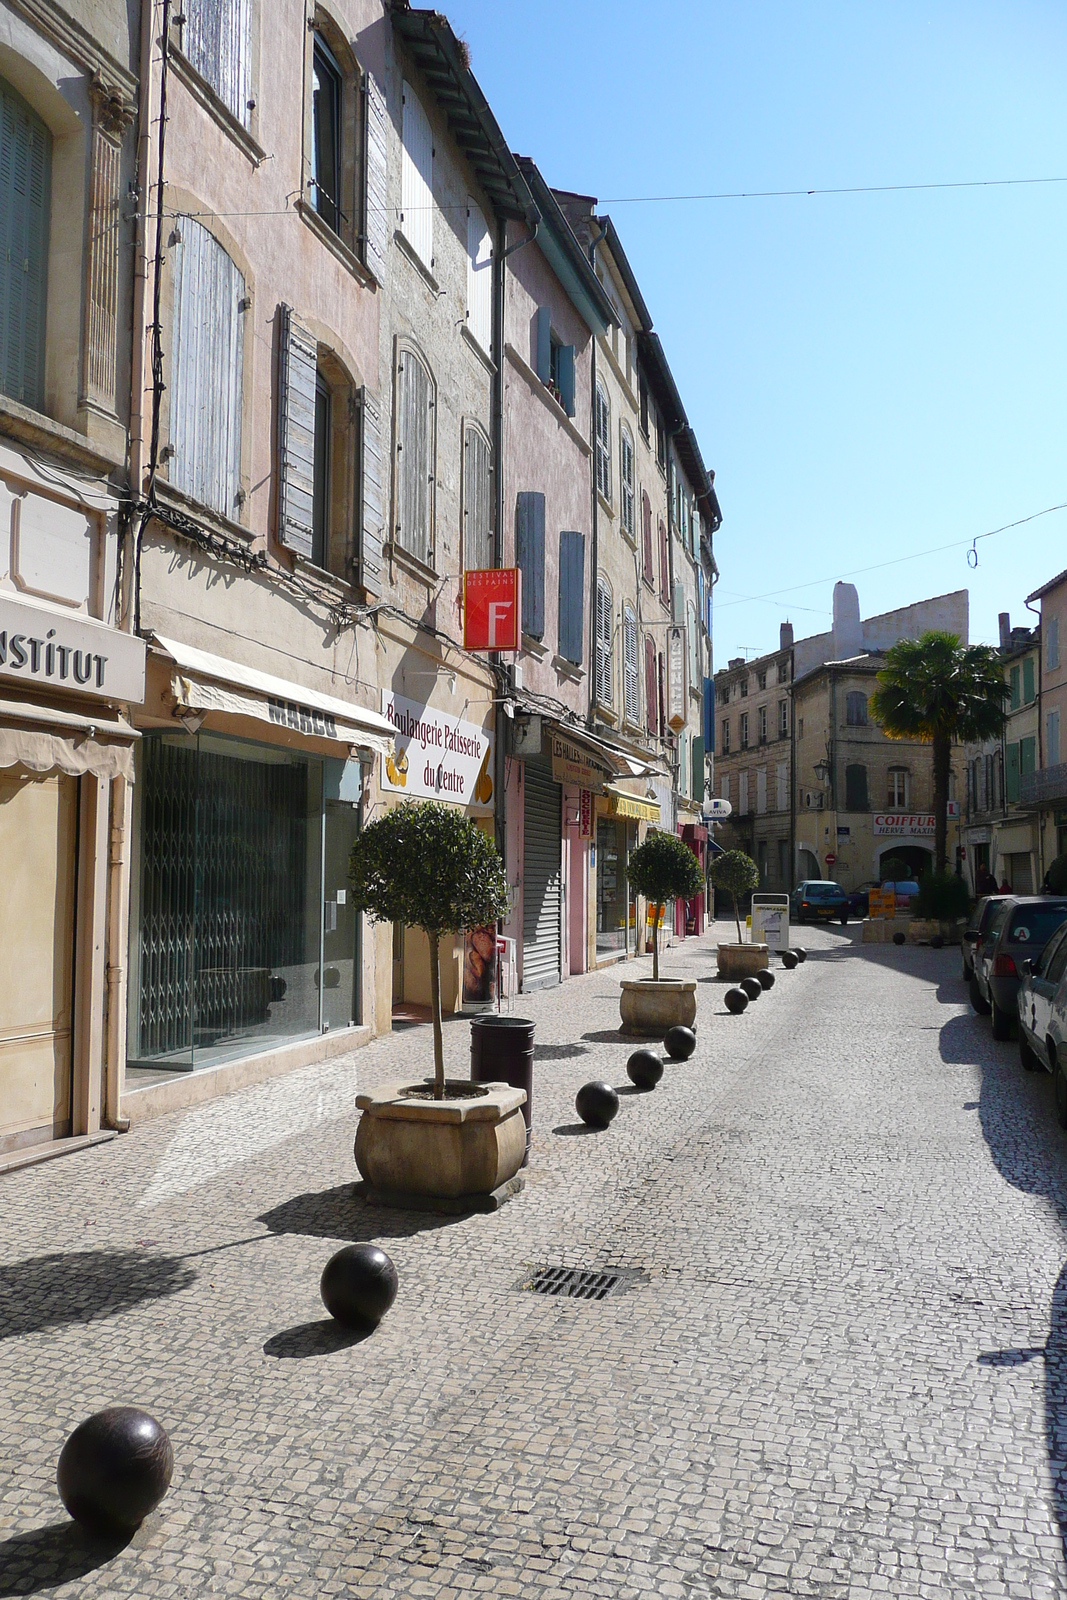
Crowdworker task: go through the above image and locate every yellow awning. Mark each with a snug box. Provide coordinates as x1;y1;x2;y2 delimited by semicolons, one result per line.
606;786;659;821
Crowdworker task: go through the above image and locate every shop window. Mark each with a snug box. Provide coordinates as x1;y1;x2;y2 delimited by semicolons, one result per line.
0;78;50;412
462;423;492;571
846;691;868;726
845;763;868;810
394;344;435;565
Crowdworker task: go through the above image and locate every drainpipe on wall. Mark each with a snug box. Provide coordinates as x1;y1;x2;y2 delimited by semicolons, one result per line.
490;215;507;861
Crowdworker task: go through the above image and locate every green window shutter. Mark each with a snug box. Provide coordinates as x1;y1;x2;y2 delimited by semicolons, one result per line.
1005;742;1020;802
692;734;705;802
516;491;545;638
557;530;584;665
1023;656;1035;704
1010;665;1020;709
557;344;575;417
1021;736;1036;777
0;80;50;410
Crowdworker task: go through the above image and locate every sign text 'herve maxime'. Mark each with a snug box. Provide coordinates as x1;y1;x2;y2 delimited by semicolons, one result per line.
0;592;146;703
873;813;935;837
380;691;493;811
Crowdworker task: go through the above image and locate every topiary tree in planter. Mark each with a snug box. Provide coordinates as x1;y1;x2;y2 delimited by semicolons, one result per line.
348;801;510;1101
710;849;760;943
626;830;704;981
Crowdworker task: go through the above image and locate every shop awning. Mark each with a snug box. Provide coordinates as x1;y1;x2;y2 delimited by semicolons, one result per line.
153;636;395;757
0;695;137;781
604;783;659;821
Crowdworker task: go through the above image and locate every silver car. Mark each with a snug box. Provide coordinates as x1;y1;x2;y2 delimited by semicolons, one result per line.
1016;920;1067;1127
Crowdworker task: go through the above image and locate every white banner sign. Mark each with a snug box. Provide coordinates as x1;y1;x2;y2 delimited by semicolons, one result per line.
873;812;935;836
380;691;493;812
0;591;145;703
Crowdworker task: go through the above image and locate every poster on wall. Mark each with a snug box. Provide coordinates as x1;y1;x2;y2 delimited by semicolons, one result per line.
380;692;494;812
463;927;497;1006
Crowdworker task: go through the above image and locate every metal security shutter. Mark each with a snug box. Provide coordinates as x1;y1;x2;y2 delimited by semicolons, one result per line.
0;81;50;410
522;757;562;992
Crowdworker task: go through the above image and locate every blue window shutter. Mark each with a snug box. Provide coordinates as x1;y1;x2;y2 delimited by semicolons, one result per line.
516;491;545;638
0;81;50;410
359;385;384;595
557;344;575;417
535;306;551;382
558;530;585;664
277;303;317;559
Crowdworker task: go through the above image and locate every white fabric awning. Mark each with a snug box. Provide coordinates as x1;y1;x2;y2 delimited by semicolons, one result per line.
0;695;137;781
153;635;395;757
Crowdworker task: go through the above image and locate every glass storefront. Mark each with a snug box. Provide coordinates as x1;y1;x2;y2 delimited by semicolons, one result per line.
596;816;635;955
129;731;360;1070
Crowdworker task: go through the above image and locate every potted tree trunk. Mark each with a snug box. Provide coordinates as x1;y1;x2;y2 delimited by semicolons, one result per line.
347;801;522;1209
619;830;703;1035
711;850;767;979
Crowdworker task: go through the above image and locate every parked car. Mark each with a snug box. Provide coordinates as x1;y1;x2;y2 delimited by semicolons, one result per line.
962;895;1011;982
1016;922;1067;1126
846;879;921;919
791;880;849;924
971;897;1067;1040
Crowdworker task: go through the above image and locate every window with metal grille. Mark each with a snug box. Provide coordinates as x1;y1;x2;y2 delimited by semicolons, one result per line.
0;78;49;412
462;424;492;571
595;383;611;502
623;607;639;724
400;82;433;268
169;217;245;520
620;426;635;539
395;346;434;564
181;0;252;126
595;577;613;707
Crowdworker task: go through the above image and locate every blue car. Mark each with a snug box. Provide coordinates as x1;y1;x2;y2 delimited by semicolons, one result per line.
791;880;849;924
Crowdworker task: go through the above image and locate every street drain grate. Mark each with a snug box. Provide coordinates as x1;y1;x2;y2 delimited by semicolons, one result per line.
516;1265;645;1300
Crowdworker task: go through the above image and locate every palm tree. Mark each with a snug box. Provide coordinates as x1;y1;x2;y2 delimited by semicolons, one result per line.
870;631;1007;874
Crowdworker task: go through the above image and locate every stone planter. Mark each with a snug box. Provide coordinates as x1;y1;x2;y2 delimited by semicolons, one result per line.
908;917;964;946
716;943;770;980
354;1080;526;1208
619;979;697;1037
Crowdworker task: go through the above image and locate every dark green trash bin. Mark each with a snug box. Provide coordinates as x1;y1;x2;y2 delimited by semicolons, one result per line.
470;1015;535;1166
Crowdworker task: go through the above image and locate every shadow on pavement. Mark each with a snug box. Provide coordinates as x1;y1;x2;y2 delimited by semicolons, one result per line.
534;1044;590;1061
0;1521;130;1595
552;1123;598;1137
0;1250;196;1340
580;1030;632;1045
258;1184;460;1241
263;1318;373;1359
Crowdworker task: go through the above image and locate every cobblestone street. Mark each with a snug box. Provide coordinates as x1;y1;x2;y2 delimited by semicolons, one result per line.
5;923;1067;1597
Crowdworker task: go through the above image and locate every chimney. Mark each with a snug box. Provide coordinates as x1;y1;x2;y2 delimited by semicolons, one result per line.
779;621;794;651
998;612;1011;650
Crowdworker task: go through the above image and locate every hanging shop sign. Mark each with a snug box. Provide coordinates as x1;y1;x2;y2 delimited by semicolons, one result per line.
463;568;521;653
667;625;686;731
579;789;593;838
550;729;611;792
381;691;493;811
0;592;145;704
873;812;935;837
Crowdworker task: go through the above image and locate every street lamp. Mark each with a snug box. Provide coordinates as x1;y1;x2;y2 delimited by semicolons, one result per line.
813;756;831;786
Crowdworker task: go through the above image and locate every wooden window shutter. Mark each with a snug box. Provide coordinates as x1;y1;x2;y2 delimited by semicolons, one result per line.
534;307;552;382
170;216;245;520
557;530;585;665
595;386;611;500
358;385;384;596
396;348;433;563
645;637;657;735
845;763;868;811
362;73;389;283
623;609;639;725
400;83;433;267
659;521;669;598
595;581;613;707
466;198;492;352
692;735;705;802
184;0;252;126
642;491;653;584
276;304;318;558
463;425;492;571
0;81;50;410
557;344;575;416
516;491;545;637
658;651;666;736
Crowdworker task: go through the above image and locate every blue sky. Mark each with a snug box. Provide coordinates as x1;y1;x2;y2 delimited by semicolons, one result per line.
441;0;1067;659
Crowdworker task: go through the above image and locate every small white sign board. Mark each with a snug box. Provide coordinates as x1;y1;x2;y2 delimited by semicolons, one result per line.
751;893;791;952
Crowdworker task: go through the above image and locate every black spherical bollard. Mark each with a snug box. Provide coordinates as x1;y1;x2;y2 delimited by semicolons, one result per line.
576;1080;620;1128
931;933;945;949
627;1049;664;1090
664;1025;696;1061
724;987;749;1014
795;947;807;963
321;1244;398;1331
756;968;775;991
57;1407;173;1536
892;930;906;946
740;976;762;1002
781;949;799;970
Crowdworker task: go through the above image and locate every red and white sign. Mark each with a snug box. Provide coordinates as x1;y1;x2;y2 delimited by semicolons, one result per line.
579;789;593;838
825;852;837;866
463;568;521;652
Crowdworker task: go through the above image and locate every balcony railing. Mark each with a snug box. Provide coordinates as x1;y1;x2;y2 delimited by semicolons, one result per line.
1019;762;1067;808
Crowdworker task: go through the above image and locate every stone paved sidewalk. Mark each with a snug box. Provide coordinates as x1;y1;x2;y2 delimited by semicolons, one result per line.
3;923;1067;1596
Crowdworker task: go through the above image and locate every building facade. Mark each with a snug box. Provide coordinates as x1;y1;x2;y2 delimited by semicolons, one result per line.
1019;573;1067;878
714;624;795;893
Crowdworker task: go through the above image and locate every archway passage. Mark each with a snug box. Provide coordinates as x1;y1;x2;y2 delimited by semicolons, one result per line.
876;844;932;879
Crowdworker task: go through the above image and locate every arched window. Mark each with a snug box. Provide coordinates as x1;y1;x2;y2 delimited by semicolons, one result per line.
845;763;868;810
620;425;635;539
887;767;909;807
623;605;639;724
0;78;50;410
595;382;611;502
845;691;868;726
170;216;246;520
395;344;435;565
595;576;613;707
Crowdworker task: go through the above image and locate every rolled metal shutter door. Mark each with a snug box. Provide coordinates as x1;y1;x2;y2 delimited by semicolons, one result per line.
522;757;562;991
